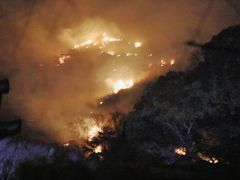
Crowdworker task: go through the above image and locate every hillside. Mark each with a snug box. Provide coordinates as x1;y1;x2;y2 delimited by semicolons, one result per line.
1;25;240;180
123;25;240;173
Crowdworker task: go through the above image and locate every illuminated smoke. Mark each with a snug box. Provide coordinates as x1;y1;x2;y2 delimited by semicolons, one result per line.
113;79;134;94
0;0;238;144
88;125;103;142
134;41;142;48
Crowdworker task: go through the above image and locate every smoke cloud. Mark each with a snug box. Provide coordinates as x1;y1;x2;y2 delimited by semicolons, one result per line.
0;0;239;142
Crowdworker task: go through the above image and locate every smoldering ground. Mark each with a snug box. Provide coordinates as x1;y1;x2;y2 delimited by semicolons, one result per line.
0;0;239;142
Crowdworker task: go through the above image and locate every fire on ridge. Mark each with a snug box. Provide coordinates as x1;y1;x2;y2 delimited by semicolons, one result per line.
56;21;176;155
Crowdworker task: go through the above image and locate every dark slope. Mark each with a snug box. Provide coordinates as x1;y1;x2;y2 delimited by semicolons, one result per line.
124;25;240;165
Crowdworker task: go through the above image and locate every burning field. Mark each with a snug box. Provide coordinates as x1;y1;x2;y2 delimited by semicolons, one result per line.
0;0;240;179
1;14;179;146
57;20;177;155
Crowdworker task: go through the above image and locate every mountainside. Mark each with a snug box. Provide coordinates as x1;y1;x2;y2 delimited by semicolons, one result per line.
124;25;240;165
1;25;240;180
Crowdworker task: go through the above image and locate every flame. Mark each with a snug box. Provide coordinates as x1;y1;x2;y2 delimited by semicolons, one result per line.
106;51;116;56
174;147;187;156
82;39;94;46
74;39;94;49
57;22;179;158
63;142;70;147
101;32;122;43
170;59;175;66
113;79;134;93
134;41;142;48
126;52;132;56
160;59;166;67
88;125;103;142
58;55;70;65
73;32;122;50
93;145;103;153
174;148;219;164
197;152;219;164
71;117;106;155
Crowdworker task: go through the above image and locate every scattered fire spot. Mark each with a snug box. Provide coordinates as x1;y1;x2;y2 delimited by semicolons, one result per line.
63;142;70;147
93;145;103;154
174;147;187;156
170;59;175;66
88;125;103;142
197;152;219;164
113;79;134;93
58;55;70;65
134;41;142;48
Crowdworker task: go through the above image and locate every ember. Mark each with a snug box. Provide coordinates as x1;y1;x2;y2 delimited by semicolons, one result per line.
198;152;219;164
134;41;142;48
93;145;103;154
174;147;187;156
88;125;103;142
113;79;134;93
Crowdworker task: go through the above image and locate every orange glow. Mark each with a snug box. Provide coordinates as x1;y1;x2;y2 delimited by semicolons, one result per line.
88;125;103;141
58;55;70;65
134;41;142;48
93;145;103;153
174;147;187;156
63;142;70;147
197;152;219;164
170;59;175;66
72;32;122;50
113;79;134;93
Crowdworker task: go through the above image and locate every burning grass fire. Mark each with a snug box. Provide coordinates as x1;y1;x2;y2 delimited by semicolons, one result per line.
1;1;239;179
0;17;178;160
57;21;176;96
54;20;178;156
174;147;219;164
197;152;219;164
88;125;103;142
87;123;104;155
73;32;122;50
63;114;119;157
175;147;187;156
113;79;134;93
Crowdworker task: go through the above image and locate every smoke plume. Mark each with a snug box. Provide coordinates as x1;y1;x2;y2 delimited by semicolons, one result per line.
0;0;239;142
